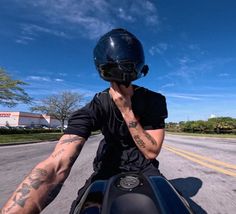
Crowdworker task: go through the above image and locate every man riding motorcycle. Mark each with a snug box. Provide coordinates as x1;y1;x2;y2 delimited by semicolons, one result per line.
1;28;168;214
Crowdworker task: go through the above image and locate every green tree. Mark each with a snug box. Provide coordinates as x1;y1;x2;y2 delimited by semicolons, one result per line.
31;91;84;132
0;68;31;107
208;117;236;134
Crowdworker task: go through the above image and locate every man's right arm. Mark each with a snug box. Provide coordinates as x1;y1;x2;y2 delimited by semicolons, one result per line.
1;134;85;214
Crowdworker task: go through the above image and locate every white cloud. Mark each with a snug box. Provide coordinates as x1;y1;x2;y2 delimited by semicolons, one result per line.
161;83;175;88
27;76;66;83
15;36;34;44
27;76;50;81
178;56;195;66
54;78;64;82
15;39;29;45
166;92;236;101
188;44;200;51
173;57;236;83
210;114;217;118
117;8;135;22
149;43;169;56
146;15;158;25
16;24;70;44
144;1;156;12
167;93;201;100
167;56;223;83
59;72;67;76
130;1;159;25
218;73;230;77
22;24;69;38
13;0;159;40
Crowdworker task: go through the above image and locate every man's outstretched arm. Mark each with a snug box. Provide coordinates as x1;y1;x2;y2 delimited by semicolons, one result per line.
1;134;85;214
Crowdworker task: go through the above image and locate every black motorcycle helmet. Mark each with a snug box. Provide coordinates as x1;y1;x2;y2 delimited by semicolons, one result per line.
93;28;149;86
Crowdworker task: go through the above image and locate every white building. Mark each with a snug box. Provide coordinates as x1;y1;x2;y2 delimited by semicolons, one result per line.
0;112;61;128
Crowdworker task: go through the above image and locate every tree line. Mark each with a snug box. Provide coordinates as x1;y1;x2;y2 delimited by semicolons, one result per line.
166;117;236;134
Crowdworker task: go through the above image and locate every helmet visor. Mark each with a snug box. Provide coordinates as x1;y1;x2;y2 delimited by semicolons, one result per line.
99;61;141;83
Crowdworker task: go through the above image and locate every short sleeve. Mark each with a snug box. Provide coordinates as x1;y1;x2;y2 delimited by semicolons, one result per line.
64;94;103;139
141;91;168;130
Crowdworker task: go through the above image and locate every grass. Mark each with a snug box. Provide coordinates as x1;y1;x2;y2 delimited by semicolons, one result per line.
0;133;63;144
166;131;236;139
0;131;101;145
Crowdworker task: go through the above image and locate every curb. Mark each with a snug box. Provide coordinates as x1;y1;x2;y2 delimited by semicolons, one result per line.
0;140;58;147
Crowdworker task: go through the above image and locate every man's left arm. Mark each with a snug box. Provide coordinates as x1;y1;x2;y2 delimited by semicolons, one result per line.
123;110;165;159
109;82;165;159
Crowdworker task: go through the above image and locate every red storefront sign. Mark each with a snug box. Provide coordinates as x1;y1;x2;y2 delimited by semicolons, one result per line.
0;113;11;117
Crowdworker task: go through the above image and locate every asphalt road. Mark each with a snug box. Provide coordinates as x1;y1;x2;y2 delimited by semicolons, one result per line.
0;134;235;214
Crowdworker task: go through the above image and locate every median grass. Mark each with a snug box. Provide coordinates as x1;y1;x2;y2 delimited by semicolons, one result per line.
0;131;101;145
0;133;63;145
166;131;236;139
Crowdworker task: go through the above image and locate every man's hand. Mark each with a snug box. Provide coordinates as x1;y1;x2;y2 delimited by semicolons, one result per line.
109;82;134;116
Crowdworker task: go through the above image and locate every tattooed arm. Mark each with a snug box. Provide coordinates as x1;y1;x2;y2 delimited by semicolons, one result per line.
109;82;165;159
1;134;85;214
125;116;165;159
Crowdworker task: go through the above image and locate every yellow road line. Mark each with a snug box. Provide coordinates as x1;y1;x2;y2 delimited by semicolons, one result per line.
163;146;236;177
164;144;236;170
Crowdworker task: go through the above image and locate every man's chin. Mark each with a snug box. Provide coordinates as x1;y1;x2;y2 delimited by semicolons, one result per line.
116;82;131;88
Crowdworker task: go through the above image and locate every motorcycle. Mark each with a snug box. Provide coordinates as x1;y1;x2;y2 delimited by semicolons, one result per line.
72;172;193;214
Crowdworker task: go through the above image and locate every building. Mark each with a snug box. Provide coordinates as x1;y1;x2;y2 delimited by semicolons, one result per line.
0;112;61;128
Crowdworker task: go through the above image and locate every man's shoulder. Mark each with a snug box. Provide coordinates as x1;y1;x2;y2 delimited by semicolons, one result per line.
89;88;110;108
95;88;110;100
134;85;166;99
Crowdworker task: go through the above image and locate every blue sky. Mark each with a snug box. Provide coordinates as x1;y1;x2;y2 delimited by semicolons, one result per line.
0;0;236;122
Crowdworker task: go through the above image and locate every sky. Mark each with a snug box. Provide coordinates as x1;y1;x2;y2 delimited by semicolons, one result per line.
0;0;236;122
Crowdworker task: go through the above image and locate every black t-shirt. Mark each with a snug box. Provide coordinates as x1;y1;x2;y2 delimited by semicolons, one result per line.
64;85;168;176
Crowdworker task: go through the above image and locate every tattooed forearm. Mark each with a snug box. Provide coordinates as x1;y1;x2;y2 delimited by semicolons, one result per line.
28;168;48;190
51;149;65;159
59;136;84;145
128;121;138;128
144;132;157;145
8;168;48;209
133;135;145;148
2;202;16;213
13;183;31;207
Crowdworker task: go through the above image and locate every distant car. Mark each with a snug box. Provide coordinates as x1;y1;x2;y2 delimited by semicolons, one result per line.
41;125;50;129
0;126;10;129
14;125;27;129
28;124;50;129
56;125;67;130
